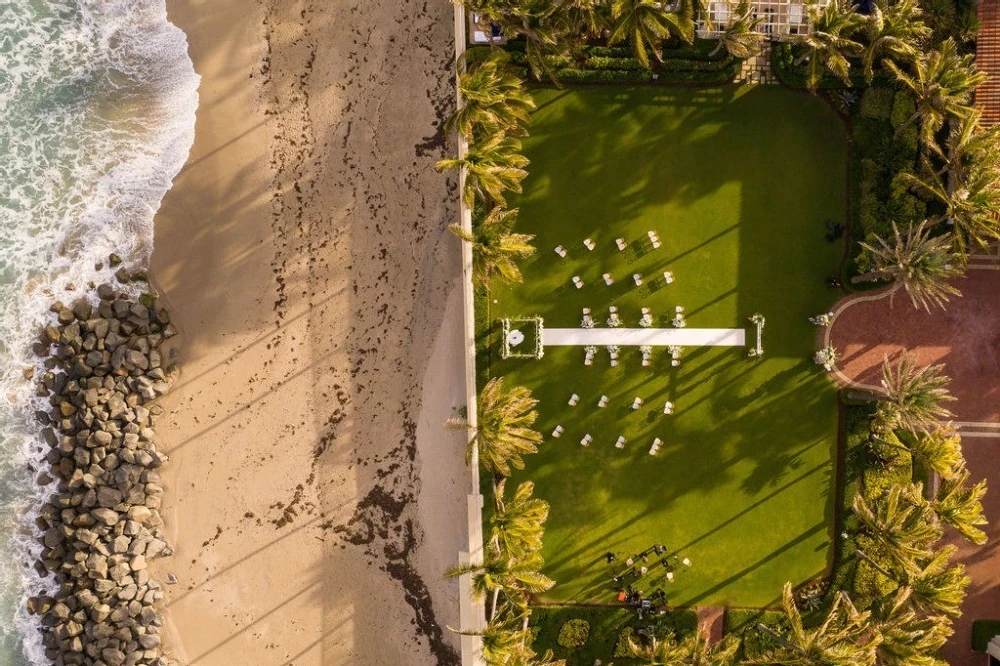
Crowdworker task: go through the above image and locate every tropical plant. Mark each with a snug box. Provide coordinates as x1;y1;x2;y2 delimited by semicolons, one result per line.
560;0;612;39
627;629;740;666
931;464;988;545
450;603;534;665
874;351;954;434
709;0;765;59
450;53;536;139
437;133;529;206
446;546;555;616
907;425;964;480
752;582;880;666
466;0;575;81
852;221;962;311
490;478;550;557
861;0;931;83
795;0;865;89
449;206;536;287
852;484;942;576
904;159;1000;256
454;376;542;476
886;38;986;153
870;588;952;666
856;544;969;618
610;0;695;69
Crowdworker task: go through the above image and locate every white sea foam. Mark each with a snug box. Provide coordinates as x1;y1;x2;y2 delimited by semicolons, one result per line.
0;0;199;662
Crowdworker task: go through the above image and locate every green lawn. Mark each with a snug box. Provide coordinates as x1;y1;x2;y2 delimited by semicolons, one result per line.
489;85;847;608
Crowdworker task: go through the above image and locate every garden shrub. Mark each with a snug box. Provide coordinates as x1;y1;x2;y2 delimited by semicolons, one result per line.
659;56;735;72
612;626;637;658
890;91;917;130
557;619;590;649
972;620;1000;651
586;45;635;59
661;37;728;60
885;171;927;224
556;68;654;84
852;118;892;155
584;55;645;71
851;534;898;608
859;87;894;121
725;608;789;660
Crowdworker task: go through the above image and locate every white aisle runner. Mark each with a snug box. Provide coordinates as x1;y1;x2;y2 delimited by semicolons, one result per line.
541;327;745;347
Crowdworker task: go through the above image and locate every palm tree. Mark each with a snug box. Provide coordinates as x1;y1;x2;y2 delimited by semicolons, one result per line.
752;582;880;666
437;134;529;206
490;478;550;557
449;206;536;287
446;547;555;617
907;425;964;480
628;629;740;666
886;38;986;153
560;0;611;39
455;376;542;476
854;545;969;619
466;0;574;81
875;351;955;434
610;0;695;69
936;109;1000;177
861;0;931;83
450;604;535;666
795;0;865;89
871;588;952;666
450;53;536;140
851;221;962;311
709;0;765;59
931;464;988;545
852;484;942;576
903;160;1000;257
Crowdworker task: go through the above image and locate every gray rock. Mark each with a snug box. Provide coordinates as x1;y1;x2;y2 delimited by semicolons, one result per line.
91;508;119;526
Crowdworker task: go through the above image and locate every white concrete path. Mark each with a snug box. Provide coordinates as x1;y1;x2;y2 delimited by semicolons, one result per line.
542;327;746;347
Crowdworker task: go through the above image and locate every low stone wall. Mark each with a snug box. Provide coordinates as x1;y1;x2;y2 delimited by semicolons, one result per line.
26;267;178;666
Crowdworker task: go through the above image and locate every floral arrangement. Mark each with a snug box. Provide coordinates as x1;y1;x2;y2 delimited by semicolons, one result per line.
501;316;545;359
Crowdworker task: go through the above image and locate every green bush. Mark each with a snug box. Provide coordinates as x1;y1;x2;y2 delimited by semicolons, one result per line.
860;87;895;121
725;608;789;660
890;91;916;130
852;117;892;155
886;171;926;224
584;55;645;71
972;620;1000;651
611;610;699;658
556;68;654;84
770;41;856;89
557;619;591;649
586;45;635;59
659;55;735;72
613;626;638;658
661;37;729;60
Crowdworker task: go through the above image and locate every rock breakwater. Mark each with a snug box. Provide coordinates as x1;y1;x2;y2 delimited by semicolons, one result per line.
26;270;178;666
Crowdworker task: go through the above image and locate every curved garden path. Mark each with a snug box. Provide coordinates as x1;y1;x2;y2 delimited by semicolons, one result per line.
826;269;1000;426
825;267;1000;666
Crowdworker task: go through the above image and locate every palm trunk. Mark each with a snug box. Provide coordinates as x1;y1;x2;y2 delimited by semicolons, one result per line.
756;623;805;654
709;38;724;57
893;109;921;139
490;587;501;621
855;548;900;584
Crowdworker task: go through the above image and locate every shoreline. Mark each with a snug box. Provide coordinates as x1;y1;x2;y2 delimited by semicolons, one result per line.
148;0;465;664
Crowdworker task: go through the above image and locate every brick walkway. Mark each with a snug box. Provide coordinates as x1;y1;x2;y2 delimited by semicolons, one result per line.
977;0;1000;125
697;605;726;643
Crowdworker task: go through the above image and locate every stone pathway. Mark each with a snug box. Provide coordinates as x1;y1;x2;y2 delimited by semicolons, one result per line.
698;606;726;643
740;40;775;85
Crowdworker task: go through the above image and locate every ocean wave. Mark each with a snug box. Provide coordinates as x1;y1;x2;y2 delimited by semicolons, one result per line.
0;0;199;662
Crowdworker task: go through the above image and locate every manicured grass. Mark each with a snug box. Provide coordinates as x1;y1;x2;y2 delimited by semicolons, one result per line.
489;86;847;607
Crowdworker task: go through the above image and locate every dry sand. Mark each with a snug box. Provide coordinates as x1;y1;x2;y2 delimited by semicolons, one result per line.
149;0;468;663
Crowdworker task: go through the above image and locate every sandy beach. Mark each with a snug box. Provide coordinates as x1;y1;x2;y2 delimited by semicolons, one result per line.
149;0;467;664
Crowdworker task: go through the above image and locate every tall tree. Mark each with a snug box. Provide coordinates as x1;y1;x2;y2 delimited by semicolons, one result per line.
795;0;865;89
465;0;575;81
930;464;988;545
446;546;555;616
451;603;535;666
753;582;880;666
628;629;740;666
871;588;951;666
454;376;543;476
490;478;550;557
449;206;536;287
559;0;611;40
852;484;942;576
852;221;962;312
855;545;969;619
907;425;964;481
450;53;536;140
874;351;954;434
610;0;695;69
437;133;529;206
709;0;765;59
886;38;986;153
904;159;1000;257
861;0;931;83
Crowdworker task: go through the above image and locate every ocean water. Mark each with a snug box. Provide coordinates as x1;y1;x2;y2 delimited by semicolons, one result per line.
0;1;198;661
